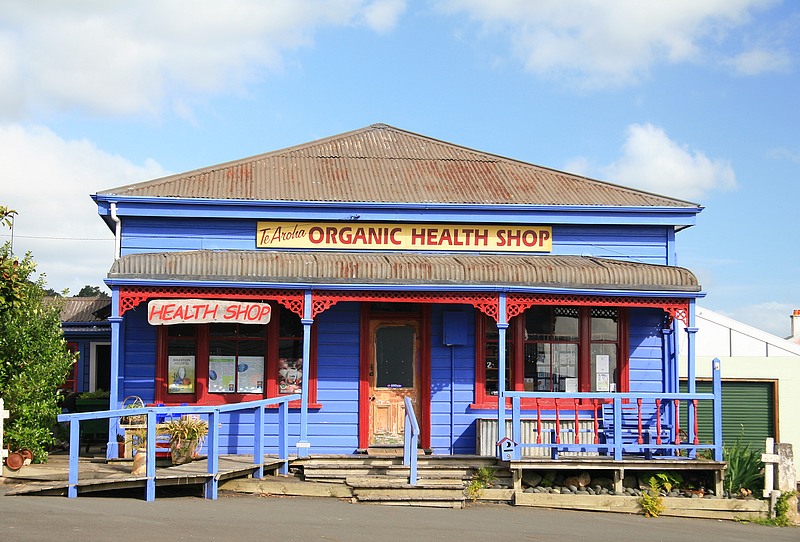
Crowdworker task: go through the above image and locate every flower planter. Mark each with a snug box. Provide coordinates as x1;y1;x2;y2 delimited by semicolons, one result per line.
170;439;198;465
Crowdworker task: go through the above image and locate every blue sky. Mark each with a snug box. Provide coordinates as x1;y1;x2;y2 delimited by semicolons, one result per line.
1;1;798;337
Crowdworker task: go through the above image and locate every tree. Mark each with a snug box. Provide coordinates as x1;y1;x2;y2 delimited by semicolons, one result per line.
75;284;109;298
0;207;76;462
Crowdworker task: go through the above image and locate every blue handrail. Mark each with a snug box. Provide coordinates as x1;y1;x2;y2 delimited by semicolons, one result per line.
56;394;300;501
502;359;723;462
403;396;420;485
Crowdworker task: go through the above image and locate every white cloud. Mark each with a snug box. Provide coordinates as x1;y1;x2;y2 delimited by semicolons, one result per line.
0;124;168;293
727;47;792;75
0;0;406;119
767;147;800;164
439;0;782;87
362;0;407;33
566;124;736;202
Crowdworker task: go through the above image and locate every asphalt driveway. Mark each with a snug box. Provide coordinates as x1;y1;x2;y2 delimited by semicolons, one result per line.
1;485;797;542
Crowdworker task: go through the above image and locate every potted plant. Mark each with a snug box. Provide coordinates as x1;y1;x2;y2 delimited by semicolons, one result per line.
157;416;208;465
127;428;148;475
116;433;125;458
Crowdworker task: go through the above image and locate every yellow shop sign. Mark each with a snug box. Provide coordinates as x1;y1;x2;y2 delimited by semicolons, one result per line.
256;222;552;252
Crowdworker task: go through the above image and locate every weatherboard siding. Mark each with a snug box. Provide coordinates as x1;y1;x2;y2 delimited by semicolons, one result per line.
115;300;669;455
119;218;675;265
306;302;361;454
429;305;477;455
628;308;667;393
120;307;157;403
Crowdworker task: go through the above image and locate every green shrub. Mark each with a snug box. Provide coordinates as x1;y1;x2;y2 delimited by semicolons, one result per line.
0;242;76;462
639;490;666;518
723;439;763;496
464;466;497;501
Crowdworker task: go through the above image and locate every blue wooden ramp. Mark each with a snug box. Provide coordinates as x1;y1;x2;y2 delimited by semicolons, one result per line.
5;455;287;497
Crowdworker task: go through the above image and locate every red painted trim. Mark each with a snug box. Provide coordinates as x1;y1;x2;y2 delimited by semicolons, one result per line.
357;304;430;449
617;309;630;393
155;304;317;406
357;303;371;450
119;286;305;317
473;306;632;409
578;308;591;391
63;342;79;392
121;286;691;326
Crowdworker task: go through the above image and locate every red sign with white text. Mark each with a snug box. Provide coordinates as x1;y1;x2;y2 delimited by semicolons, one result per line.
148;299;272;326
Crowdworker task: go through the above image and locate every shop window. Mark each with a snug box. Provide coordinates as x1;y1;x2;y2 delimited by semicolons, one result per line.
209;323;267;394
157;304;315;406
166;324;197;395
590;308;618;393
277;311;304;396
474;306;627;407
483;322;512;396
523;307;579;393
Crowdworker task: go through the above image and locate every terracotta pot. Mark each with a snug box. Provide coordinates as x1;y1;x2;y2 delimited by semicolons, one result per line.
131;449;147;475
5;451;24;471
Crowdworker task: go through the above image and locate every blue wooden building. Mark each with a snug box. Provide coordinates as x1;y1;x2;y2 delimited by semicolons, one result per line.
52;296;112;395
92;124;718;464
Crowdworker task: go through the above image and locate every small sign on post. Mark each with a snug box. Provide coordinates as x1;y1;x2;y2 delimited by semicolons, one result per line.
497;436;517;461
761;437;798;523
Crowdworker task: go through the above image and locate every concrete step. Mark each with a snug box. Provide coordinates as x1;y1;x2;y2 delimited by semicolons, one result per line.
219;474;353;499
345;476;465;489
345;476;467;508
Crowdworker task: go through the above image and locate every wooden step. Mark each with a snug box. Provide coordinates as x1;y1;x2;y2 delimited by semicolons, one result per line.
296;456;513;489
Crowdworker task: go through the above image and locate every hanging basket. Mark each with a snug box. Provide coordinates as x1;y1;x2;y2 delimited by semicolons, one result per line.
120;395;146;426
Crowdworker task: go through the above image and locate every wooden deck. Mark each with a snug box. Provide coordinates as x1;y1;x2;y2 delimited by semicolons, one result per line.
3;454;286;497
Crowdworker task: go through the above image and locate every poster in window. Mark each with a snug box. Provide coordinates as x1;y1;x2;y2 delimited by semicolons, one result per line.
278;358;303;395
595;354;610;374
595;354;610;392
168;355;195;394
237;356;264;394
209;355;236;393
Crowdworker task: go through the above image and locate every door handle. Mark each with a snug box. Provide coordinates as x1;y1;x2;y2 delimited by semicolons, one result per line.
370;396;376;402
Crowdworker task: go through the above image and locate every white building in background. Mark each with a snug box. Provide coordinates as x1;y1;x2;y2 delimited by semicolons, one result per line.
679;306;800;476
788;309;800;346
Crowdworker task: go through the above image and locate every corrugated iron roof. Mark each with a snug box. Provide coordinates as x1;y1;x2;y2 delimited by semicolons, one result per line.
98;124;698;208
108;251;700;293
45;297;112;322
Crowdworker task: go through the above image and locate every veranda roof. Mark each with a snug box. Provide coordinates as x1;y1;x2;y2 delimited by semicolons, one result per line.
107;250;700;294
